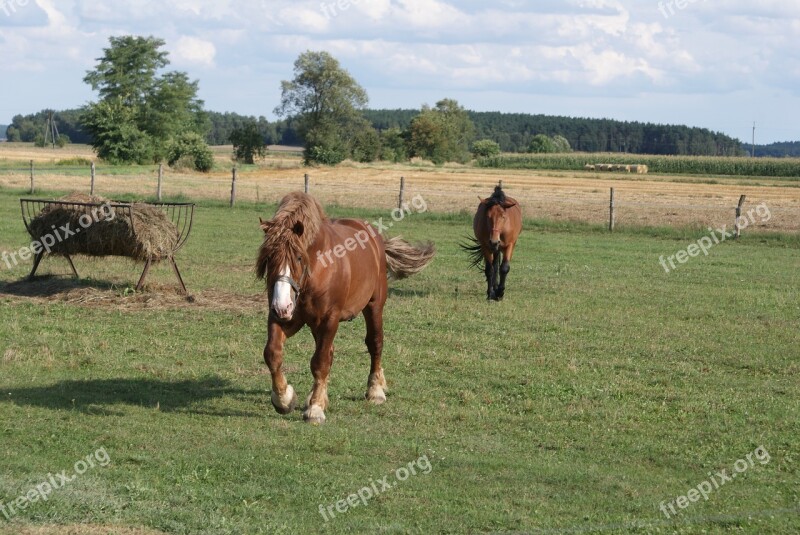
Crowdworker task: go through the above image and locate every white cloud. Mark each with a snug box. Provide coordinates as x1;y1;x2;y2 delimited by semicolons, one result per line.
172;36;216;68
0;0;799;141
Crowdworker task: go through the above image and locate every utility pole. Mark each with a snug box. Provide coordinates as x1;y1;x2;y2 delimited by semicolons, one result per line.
751;122;756;158
43;110;59;149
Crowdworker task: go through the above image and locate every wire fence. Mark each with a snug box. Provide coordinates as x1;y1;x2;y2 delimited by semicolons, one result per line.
1;163;799;233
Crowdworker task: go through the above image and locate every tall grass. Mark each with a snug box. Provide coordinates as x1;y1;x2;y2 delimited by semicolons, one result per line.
477;153;800;178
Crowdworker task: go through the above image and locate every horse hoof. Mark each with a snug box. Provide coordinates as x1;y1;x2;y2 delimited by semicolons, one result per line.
366;389;386;404
271;385;297;415
303;405;326;424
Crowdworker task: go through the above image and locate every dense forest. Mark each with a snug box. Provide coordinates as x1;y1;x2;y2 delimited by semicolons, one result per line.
3;107;797;158
4;109;92;144
364;109;746;156
754;141;800;158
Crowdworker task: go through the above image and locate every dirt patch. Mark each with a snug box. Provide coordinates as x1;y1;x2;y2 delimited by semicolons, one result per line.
0;277;266;313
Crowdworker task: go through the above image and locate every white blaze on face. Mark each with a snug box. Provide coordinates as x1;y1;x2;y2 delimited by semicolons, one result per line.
271;264;294;318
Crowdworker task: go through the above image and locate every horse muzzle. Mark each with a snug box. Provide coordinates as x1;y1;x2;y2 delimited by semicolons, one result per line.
271;301;294;321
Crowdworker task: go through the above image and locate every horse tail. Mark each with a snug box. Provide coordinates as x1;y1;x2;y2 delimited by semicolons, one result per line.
459;236;484;270
384;237;436;280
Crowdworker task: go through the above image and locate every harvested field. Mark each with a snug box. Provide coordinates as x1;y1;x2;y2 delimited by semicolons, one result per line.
2;143;799;232
4;163;799;231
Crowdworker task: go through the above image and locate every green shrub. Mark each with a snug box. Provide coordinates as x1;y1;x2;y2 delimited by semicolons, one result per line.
528;134;555;153
472;139;501;158
306;145;346;165
167;132;214;172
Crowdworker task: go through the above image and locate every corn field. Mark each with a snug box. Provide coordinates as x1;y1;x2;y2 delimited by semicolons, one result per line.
477;153;800;178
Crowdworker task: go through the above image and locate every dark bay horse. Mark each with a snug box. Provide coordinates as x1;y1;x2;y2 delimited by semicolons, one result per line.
256;192;435;424
463;185;522;300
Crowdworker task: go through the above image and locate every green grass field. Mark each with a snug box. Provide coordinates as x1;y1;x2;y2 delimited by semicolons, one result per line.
0;186;798;534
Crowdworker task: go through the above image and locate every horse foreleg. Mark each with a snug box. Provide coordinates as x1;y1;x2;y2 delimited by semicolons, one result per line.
264;321;300;415
484;254;496;300
496;243;516;300
496;259;510;300
363;300;387;404
304;320;339;424
491;252;502;299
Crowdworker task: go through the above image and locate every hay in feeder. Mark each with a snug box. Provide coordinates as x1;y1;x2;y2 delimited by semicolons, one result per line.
28;192;178;261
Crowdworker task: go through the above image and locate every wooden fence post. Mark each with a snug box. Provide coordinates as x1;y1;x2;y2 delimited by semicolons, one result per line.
90;162;96;196
398;176;405;210
29;160;34;194
157;164;163;201
230;168;237;208
609;187;615;232
734;195;746;239
304;173;309;194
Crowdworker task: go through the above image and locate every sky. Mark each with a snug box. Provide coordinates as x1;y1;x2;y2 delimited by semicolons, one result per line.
1;0;799;144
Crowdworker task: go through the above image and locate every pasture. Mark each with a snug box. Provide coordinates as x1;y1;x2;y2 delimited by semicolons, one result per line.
0;169;798;532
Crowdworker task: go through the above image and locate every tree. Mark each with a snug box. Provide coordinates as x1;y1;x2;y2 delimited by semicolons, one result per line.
529;134;556;153
350;124;381;163
275;51;369;165
379;128;408;162
551;135;572;153
230;121;267;164
84;36;168;108
408;99;474;164
472;139;501;158
81;35;211;169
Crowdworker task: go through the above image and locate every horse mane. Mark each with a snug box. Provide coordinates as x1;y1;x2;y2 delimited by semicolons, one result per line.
485;185;517;208
256;192;327;282
486;185;506;207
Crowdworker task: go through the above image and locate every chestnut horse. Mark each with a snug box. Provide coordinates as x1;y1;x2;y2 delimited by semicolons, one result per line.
463;185;522;300
256;192;435;424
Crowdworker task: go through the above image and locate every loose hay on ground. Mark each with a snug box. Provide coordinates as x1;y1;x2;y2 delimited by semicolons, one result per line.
28;193;178;261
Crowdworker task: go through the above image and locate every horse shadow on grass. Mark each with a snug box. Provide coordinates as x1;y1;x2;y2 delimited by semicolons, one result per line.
1;376;265;418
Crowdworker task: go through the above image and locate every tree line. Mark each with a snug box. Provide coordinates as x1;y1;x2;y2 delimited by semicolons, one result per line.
10;104;788;160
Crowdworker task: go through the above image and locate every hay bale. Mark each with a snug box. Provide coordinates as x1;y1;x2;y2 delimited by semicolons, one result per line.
28;193;178;261
584;164;596;171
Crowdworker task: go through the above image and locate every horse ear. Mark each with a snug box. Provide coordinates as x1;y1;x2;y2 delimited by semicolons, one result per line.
502;199;517;209
259;217;269;234
293;221;304;237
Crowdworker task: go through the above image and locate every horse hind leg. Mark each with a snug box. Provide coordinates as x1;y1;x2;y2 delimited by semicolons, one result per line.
363;300;387;404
